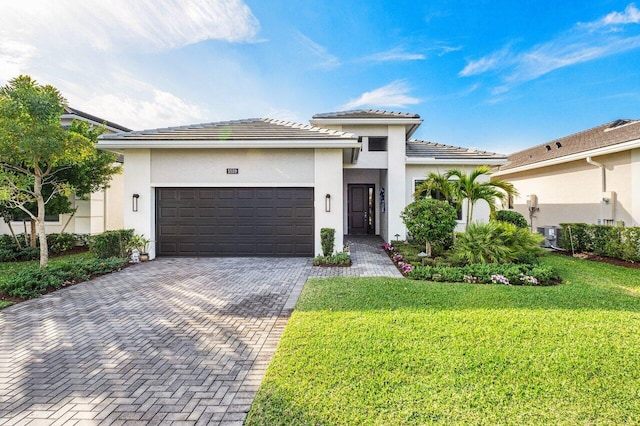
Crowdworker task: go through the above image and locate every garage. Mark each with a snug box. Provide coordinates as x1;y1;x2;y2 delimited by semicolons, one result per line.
156;187;314;257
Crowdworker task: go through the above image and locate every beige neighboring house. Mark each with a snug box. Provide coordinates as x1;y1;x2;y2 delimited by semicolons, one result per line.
0;107;131;237
97;109;507;259
493;119;640;231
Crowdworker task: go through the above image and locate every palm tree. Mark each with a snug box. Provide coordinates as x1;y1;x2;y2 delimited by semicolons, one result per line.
413;171;461;210
445;165;518;226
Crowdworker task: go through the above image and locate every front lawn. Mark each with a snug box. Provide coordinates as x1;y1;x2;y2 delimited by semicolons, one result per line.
247;254;640;425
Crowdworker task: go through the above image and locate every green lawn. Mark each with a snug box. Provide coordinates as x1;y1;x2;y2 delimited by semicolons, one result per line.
247;255;640;425
0;251;93;308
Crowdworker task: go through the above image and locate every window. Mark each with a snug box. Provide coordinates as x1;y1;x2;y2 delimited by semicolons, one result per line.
413;179;462;220
368;137;387;152
11;214;60;222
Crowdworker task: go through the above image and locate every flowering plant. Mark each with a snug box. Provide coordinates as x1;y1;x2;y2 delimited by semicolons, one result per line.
393;254;404;263
463;275;478;284
520;275;539;285
491;274;510;285
401;264;413;273
381;242;394;251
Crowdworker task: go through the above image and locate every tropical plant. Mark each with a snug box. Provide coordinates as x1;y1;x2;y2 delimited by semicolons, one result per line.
452;221;544;264
401;199;458;256
415;166;518;226
320;228;335;257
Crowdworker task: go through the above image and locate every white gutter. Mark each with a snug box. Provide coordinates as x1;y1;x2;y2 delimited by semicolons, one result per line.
405;157;508;165
96;139;361;150
310;118;423;126
586;157;606;192
493;138;640;177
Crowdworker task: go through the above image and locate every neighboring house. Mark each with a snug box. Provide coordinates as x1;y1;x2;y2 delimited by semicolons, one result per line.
97;110;507;258
493;119;640;230
0;107;131;237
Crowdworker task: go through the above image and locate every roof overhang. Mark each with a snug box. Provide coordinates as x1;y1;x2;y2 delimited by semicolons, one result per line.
96;138;361;150
309;117;423;138
493;138;640;176
405;157;508;166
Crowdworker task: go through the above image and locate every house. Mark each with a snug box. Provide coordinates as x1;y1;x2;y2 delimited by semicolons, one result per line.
97;110;507;258
0;107;131;237
493;119;640;230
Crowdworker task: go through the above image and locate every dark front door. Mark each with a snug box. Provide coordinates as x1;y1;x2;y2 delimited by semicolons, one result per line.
156;187;314;257
348;184;375;235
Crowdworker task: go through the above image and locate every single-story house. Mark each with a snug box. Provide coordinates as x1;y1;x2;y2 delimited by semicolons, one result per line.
0;107;130;237
493;118;640;229
97;110;507;258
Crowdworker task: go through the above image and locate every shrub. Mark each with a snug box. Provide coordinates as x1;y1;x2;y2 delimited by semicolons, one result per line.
559;223;640;262
494;210;528;228
401;199;458;254
559;223;591;252
408;262;559;285
89;229;134;259
320;228;335;257
0;247;18;262
313;252;351;266
0;257;128;299
452;222;544;264
47;233;78;254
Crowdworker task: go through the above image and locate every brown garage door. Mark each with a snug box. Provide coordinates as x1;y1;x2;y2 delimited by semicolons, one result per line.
156;187;314;257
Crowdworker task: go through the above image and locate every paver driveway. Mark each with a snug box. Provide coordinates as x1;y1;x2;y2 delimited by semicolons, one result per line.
0;258;311;425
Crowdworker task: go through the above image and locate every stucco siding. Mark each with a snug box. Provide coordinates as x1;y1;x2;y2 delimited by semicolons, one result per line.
502;151;633;227
150;149;314;186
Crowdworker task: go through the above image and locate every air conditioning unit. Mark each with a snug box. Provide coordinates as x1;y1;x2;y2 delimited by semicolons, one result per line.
537;226;559;248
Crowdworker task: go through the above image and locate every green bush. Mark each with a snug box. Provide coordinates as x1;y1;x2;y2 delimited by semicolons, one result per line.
408;262;559;285
494;210;528;228
452;222;544;264
313;252;351;266
620;227;640;262
89;229;134;259
559;223;592;252
0;257;128;299
320;228;335;257
0;247;18;262
46;233;78;254
401;199;458;254
559;223;640;262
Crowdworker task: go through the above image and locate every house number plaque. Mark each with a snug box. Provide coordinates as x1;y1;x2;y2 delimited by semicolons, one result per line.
226;168;239;174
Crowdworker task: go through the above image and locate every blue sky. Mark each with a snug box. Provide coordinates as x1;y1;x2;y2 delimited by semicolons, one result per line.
1;1;639;154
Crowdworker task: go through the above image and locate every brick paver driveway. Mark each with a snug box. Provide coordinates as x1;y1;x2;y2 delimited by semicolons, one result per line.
0;258;311;425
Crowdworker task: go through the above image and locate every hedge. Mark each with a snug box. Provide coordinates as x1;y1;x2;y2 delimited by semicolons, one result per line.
89;229;134;259
0;257;128;299
408;262;560;286
559;223;640;262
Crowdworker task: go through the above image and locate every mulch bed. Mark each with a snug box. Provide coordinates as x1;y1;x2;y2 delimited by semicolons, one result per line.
553;250;640;270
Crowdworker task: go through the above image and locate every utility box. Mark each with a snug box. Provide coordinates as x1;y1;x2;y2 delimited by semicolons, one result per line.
537;226;559;248
527;194;538;208
600;191;616;221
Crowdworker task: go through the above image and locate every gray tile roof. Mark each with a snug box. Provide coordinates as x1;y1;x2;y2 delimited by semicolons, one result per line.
407;139;506;160
100;118;356;141
312;109;421;119
500;119;640;171
64;106;131;132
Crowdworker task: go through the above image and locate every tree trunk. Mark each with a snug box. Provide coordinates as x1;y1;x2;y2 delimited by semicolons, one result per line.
30;219;37;247
5;219;22;249
22;221;29;246
60;207;77;234
34;171;49;268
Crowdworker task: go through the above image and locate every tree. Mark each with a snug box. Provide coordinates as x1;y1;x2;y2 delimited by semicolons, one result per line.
415;166;518;226
401;198;458;256
0;75;94;267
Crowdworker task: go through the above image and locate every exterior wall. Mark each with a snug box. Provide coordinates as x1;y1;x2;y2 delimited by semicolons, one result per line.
123;148;343;257
500;151;634;228
406;164;491;232
105;172;124;230
314;149;344;255
124;149;154;257
386;125;407;240
343;169;382;235
341;125;389;169
151;149;314;185
632;148;640;227
379;169;388;241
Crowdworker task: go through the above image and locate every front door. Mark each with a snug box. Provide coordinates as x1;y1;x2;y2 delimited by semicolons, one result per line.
348;184;375;235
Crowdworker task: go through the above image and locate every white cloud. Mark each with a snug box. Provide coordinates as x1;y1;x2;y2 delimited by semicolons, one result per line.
295;32;341;70
0;1;262;130
341;80;420;110
0;0;260;53
361;48;425;62
599;3;640;26
460;4;640;91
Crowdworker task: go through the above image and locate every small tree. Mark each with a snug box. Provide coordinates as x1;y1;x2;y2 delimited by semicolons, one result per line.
401;199;458;256
0;76;94;267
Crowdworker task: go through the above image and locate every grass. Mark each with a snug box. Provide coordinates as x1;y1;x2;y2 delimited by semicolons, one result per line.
247;254;640;425
0;251;93;309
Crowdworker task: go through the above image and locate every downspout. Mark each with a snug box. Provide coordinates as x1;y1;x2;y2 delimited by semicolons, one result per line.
586;157;606;192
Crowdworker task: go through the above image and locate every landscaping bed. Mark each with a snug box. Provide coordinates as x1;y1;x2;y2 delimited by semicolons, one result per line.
247;254;640;425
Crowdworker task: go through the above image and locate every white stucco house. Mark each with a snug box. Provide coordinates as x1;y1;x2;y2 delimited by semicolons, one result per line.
0;107;130;237
97;110;507;258
493;118;640;229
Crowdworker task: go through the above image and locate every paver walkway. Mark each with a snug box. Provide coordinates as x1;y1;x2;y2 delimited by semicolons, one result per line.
0;237;400;425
